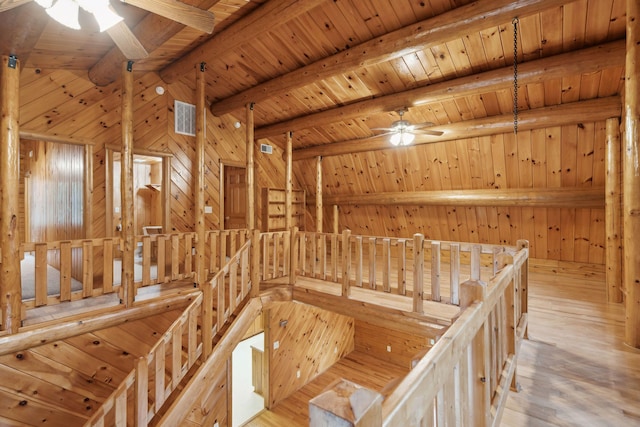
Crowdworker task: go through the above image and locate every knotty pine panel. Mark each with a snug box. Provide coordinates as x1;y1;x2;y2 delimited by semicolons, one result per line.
354;320;432;370
295;123;608;264
184;362;230;427
267;301;354;407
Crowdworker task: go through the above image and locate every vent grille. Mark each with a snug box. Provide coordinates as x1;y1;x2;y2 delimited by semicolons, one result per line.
174;100;196;136
260;143;273;154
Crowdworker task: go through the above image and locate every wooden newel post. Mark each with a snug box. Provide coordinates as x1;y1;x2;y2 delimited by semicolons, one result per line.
460;278;490;427
0;54;22;333
341;229;351;297
309;379;382;427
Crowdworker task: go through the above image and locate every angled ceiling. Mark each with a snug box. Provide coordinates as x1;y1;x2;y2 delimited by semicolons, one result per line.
0;0;627;154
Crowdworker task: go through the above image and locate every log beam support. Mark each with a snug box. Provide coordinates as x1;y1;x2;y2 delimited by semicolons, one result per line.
0;54;22;333
247;103;255;230
323;187;604;209
121;61;135;307
606;117;623;303
624;0;640;349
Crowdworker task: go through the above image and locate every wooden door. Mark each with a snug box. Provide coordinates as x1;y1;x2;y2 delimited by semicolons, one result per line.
224;166;247;229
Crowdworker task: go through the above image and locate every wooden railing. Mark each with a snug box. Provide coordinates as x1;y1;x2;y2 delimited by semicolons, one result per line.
134;232;197;288
204;229;250;277
381;241;529;426
85;234;256;426
84;294;204;427
260;230;291;281
307;240;529;426
293;229;512;310
20;237;120;309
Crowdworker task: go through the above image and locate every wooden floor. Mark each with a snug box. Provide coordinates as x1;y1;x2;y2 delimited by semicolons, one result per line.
244;350;408;427
248;261;640;427
502;263;640;427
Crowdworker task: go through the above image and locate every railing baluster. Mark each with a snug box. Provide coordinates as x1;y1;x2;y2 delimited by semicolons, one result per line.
431;241;441;302
155;341;166;411
450;243;460;305
397;239;406;295
103;239;114;294
413;234;424;314
59;242;71;301
35;243;48;306
142;236;151;287
135;357;148;427
383;238;391;293
355;236;363;287
368;237;376;290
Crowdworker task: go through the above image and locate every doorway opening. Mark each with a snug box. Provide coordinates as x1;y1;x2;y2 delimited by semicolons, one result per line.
220;162;247;230
232;331;265;426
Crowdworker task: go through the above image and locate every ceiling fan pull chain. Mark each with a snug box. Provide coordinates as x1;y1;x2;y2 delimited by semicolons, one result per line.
512;17;519;135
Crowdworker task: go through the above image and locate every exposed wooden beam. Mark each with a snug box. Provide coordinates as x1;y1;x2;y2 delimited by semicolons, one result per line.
88;0;220;86
160;0;325;84
0;0;31;12
211;0;571;116
259;41;624;141
120;0;215;34
293;97;622;160
322;187;604;209
0;2;48;65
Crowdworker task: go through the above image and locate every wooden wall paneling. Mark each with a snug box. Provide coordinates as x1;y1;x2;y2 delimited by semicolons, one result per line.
354;320;431;370
268;302;354;407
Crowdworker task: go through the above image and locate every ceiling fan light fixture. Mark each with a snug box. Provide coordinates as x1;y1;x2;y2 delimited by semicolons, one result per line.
45;0;81;30
390;131;414;146
35;0;54;8
94;5;124;32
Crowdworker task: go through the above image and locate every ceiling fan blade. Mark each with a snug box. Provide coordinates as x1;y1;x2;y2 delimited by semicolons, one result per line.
0;0;32;12
370;127;395;132
120;0;215;34
411;122;437;130
415;129;444;136
106;21;149;59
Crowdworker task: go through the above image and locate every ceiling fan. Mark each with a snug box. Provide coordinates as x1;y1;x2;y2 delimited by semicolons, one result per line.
0;0;215;59
371;108;444;146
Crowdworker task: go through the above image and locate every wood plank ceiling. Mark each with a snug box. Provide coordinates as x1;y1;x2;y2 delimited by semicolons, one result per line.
0;0;626;263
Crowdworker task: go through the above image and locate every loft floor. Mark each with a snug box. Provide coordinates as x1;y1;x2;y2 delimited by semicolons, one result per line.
248;262;640;427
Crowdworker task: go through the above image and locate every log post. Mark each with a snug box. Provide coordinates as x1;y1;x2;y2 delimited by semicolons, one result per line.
0;54;22;333
83;144;93;239
121;61;135;307
606;117;623;303
316;156;323;233
246;102;255;230
285;131;293;230
195;63;211;358
195;63;207;287
332;204;339;234
412;233;424;314
625;0;640;349
309;379;382;427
